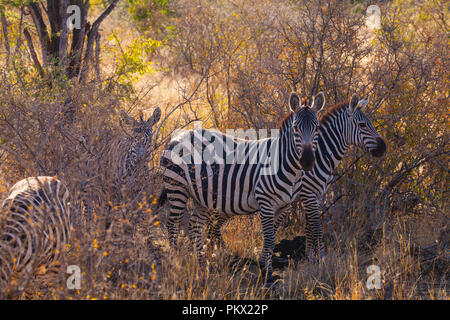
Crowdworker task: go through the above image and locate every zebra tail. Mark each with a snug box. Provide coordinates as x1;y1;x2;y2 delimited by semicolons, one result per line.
157;188;167;208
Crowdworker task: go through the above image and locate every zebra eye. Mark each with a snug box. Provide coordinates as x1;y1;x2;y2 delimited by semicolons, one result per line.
359;122;367;128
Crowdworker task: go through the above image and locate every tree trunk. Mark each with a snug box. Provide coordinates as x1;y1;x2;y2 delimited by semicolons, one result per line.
22;0;119;82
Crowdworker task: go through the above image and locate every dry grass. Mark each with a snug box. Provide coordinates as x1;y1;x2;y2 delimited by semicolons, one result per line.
10;205;446;300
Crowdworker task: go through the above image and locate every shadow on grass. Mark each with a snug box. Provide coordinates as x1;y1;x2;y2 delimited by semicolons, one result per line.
272;236;306;269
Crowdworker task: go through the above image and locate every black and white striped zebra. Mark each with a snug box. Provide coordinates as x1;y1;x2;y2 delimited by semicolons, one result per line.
114;107;162;197
159;92;325;285
208;94;387;261
0;176;71;296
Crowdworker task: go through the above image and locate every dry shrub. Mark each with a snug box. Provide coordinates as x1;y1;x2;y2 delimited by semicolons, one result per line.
0;75;164;298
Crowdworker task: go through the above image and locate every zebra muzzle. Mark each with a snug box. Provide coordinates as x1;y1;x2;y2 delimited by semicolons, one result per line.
300;148;315;171
371;137;386;158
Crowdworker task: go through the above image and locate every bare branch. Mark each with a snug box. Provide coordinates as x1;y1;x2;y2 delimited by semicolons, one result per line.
28;2;49;66
24;28;45;78
79;0;119;83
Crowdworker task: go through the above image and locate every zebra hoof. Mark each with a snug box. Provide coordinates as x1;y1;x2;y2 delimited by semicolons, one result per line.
259;268;274;287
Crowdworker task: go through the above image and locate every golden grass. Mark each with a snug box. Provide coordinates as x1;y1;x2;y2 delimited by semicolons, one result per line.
6;199;446;300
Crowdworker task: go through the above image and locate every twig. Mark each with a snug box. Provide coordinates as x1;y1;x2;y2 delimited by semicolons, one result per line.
153;71;208;147
24;28;45;78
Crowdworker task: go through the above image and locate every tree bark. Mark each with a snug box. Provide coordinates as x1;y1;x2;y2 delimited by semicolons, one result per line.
58;0;70;67
24;27;45;77
0;10;10;66
79;0;119;83
28;3;50;66
20;0;118;82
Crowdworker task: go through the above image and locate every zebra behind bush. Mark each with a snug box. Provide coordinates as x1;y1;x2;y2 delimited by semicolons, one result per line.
110;107;162;202
0;176;71;297
208;94;387;261
159;92;325;285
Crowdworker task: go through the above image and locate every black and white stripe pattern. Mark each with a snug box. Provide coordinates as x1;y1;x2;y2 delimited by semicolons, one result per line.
160;92;325;285
209;94;387;261
294;94;386;259
0;176;71;295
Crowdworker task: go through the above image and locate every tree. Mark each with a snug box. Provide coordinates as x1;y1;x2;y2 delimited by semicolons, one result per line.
0;0;119;82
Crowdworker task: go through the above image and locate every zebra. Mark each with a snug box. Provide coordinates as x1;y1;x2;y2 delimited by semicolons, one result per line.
207;94;387;261
113;107;162;200
0;176;71;297
159;92;325;285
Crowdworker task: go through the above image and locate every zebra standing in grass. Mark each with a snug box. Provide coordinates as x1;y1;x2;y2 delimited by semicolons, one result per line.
159;92;325;285
207;94;387;261
0;176;71;297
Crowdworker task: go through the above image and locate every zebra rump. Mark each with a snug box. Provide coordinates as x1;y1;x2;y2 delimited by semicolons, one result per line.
0;176;71;295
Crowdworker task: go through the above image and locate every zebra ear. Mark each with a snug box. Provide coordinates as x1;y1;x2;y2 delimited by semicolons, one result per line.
311;92;325;113
147;107;161;126
120;110;137;126
289;92;300;112
358;94;370;111
349;94;359;114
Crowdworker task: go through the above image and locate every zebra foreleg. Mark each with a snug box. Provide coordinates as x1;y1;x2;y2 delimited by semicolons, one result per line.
258;208;276;287
301;194;324;262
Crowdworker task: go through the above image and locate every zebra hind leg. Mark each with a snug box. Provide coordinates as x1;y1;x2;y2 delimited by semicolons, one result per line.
166;189;189;249
188;207;210;266
302;195;324;262
206;212;226;249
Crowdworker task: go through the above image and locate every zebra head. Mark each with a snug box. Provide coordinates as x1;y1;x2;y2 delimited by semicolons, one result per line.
120;107;162;171
347;94;386;157
289;92;325;170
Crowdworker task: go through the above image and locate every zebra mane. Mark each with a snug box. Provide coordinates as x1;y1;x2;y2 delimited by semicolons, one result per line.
319;102;348;124
279;112;295;133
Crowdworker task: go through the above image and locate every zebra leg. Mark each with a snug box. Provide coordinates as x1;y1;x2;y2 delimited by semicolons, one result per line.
207;212;226;249
188;207;209;265
274;207;289;233
258;208;276;286
166;188;189;249
300;193;324;262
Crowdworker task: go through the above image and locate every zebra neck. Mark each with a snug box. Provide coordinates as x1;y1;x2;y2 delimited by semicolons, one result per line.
317;110;350;176
278;117;302;182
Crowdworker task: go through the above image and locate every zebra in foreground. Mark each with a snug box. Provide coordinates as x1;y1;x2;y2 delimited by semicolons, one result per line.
207;94;387;261
0;176;71;297
159;92;325;285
